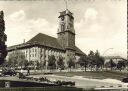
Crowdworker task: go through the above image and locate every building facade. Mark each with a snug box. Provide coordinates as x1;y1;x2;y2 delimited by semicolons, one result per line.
7;9;85;67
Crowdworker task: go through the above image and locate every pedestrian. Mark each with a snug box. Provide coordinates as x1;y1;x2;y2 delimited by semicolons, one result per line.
27;68;30;76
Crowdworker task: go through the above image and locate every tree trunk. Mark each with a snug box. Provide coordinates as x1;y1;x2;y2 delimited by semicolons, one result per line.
111;67;112;71
91;66;92;71
84;66;86;72
96;66;98;71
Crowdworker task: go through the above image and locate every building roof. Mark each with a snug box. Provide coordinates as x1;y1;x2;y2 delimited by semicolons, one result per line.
8;33;85;55
59;9;74;19
104;56;127;61
27;33;64;50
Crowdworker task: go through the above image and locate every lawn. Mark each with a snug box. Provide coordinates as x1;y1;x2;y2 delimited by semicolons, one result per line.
53;71;128;80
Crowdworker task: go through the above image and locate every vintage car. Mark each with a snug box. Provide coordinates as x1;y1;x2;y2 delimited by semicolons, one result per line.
1;68;17;76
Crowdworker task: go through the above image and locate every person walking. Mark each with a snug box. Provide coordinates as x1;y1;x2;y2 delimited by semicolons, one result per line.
27;68;30;76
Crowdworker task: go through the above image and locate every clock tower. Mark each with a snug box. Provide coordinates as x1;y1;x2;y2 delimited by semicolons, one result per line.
57;9;76;66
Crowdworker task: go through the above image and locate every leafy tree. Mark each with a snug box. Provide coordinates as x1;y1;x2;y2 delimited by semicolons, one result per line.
28;61;34;70
40;60;46;70
104;61;109;71
8;53;18;68
7;51;27;68
88;51;95;71
98;56;105;70
109;59;116;70
57;56;64;70
94;50;104;71
87;50;105;71
78;55;88;71
35;60;41;70
18;59;29;69
117;60;125;71
28;61;34;66
67;58;75;71
48;55;56;70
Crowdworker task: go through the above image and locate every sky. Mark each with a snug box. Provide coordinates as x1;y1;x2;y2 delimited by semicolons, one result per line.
0;0;127;58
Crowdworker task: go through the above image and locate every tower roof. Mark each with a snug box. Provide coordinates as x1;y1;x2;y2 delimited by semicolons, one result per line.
27;33;63;50
58;9;73;18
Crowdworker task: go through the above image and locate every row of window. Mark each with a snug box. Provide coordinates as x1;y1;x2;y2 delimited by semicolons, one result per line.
29;54;37;57
25;48;37;53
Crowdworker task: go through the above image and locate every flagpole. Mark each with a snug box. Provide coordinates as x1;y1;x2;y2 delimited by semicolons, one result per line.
64;0;68;10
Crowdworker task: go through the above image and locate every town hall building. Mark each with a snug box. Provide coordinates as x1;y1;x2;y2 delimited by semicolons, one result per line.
7;9;85;67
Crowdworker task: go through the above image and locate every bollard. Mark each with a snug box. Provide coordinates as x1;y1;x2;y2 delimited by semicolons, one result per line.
109;85;113;87
118;85;122;87
5;81;10;88
101;86;105;88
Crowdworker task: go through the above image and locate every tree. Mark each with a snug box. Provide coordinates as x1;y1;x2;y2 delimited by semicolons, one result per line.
8;53;18;68
117;60;126;71
18;58;28;69
67;58;75;71
28;61;34;70
98;56;105;70
94;50;105;71
35;60;41;70
88;51;95;71
109;59;116;70
57;56;64;70
78;55;88;71
48;55;56;70
7;51;27;68
87;50;105;71
0;11;7;65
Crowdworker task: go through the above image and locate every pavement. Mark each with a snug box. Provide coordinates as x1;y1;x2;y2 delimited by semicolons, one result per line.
0;73;128;90
30;74;128;90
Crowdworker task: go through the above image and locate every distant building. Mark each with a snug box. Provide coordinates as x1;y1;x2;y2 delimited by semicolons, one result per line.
7;9;85;67
104;56;127;64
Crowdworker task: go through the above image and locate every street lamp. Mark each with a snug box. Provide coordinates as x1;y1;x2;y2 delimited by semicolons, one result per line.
103;48;114;70
103;48;114;56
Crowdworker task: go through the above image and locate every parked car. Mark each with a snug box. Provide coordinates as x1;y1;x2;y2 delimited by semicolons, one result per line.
122;77;128;83
1;68;17;76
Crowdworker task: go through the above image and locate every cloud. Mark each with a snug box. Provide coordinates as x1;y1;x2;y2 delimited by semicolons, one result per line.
75;7;127;58
84;8;98;21
5;10;57;46
3;2;127;59
9;10;25;21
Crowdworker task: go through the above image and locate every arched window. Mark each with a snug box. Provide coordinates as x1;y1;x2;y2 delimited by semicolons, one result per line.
61;24;65;31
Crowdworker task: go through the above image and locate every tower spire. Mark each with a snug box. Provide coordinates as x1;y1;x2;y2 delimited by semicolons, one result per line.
64;0;68;10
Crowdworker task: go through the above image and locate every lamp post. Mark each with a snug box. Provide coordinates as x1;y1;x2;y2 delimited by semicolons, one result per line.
103;48;113;71
103;48;114;56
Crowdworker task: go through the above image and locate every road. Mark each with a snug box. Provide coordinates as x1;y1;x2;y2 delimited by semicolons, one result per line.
31;74;128;89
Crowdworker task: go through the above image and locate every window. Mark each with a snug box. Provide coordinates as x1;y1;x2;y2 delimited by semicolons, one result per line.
61;24;65;31
70;17;73;22
61;16;64;21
